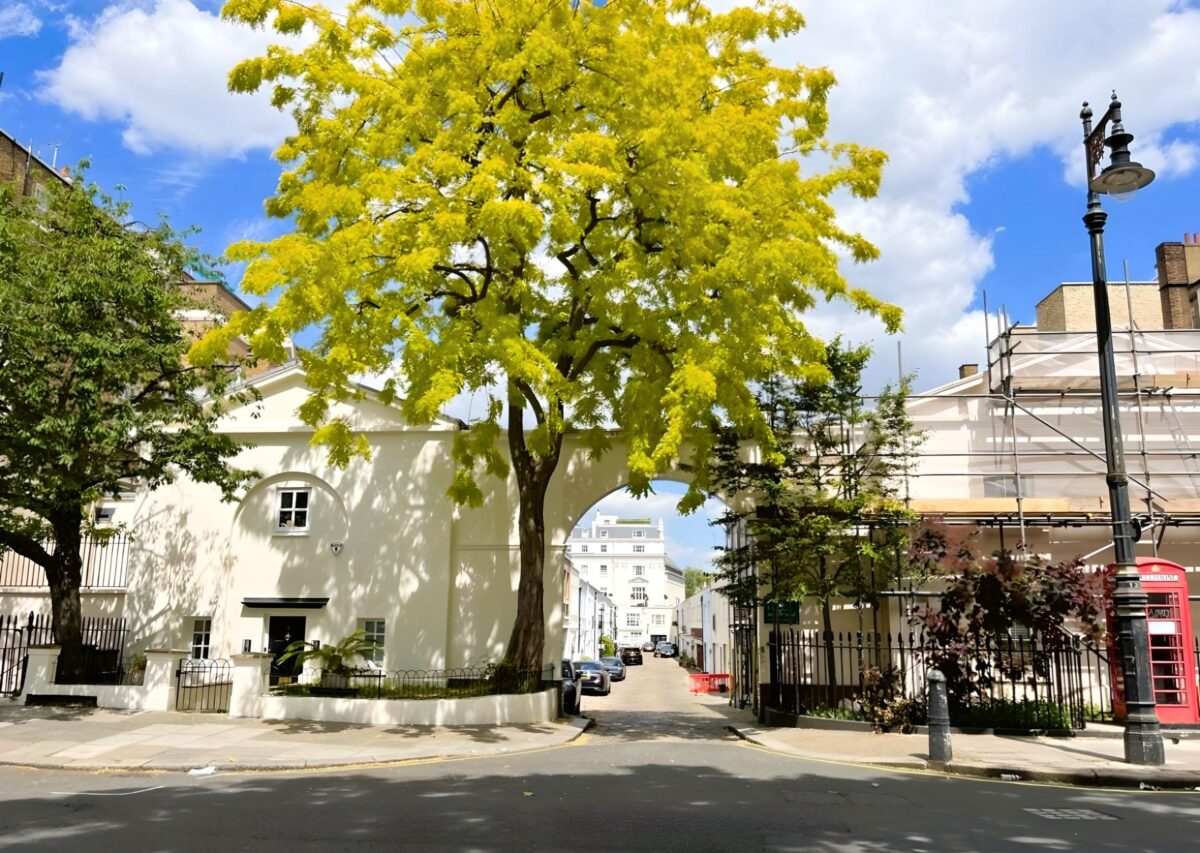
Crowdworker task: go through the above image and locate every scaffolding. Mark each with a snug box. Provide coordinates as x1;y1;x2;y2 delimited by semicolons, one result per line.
891;280;1200;561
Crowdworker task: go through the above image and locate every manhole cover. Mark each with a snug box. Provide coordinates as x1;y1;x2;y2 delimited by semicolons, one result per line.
1025;809;1120;821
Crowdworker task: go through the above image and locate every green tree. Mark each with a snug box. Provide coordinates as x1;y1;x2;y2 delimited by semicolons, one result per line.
709;340;921;681
683;567;709;600
0;174;255;679
207;0;898;671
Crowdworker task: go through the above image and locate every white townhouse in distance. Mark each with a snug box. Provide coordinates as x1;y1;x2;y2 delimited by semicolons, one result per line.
565;513;685;648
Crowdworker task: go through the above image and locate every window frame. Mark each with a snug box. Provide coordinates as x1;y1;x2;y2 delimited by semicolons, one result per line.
275;486;312;534
190;617;213;660
360;618;386;666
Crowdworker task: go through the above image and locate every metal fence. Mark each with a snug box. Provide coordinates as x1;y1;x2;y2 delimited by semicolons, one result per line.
0;613;137;692
767;629;1087;730
0;613;53;695
176;659;233;712
273;666;548;700
53;617;138;685
0;536;131;589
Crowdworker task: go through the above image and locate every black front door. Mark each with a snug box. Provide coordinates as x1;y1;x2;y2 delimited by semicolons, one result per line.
268;616;306;685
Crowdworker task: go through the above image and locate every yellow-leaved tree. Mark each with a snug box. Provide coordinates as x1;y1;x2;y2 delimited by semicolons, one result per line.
203;0;899;673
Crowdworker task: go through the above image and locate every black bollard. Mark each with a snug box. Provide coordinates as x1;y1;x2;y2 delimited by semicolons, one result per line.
927;669;953;764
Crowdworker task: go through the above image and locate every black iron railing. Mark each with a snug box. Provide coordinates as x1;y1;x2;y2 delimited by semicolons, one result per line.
272;666;548;700
767;628;1087;730
0;536;131;589
53;617;135;685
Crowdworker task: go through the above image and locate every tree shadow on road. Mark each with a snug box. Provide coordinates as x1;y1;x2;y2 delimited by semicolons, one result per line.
0;751;1184;852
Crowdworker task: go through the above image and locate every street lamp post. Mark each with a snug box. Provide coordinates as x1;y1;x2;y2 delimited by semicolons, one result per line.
1080;93;1164;766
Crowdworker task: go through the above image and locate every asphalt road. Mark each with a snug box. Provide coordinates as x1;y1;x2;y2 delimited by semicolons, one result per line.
0;658;1197;852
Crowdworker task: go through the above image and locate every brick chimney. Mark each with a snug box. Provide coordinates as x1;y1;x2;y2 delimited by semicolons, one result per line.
1157;237;1199;329
958;363;979;379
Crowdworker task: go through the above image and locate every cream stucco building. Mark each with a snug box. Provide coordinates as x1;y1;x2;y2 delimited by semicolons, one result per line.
565;514;685;648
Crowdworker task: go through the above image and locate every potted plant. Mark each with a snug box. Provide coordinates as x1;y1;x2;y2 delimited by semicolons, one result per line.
275;630;381;696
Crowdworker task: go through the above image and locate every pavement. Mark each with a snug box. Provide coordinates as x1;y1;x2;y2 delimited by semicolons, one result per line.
0;702;589;772
5;659;1200;789
725;718;1200;789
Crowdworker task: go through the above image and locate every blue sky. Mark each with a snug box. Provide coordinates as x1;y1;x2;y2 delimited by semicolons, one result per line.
4;0;1200;570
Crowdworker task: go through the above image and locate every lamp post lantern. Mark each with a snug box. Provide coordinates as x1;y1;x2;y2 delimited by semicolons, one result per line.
1080;92;1164;766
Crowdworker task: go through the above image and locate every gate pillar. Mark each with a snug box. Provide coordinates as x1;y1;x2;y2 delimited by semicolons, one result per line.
229;652;273;719
144;649;189;711
23;645;60;695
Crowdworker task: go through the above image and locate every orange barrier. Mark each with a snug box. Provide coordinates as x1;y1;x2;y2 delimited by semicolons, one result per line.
689;673;732;694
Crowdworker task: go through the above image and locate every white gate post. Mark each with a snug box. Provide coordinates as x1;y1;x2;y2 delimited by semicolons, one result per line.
144;649;189;711
228;652;273;718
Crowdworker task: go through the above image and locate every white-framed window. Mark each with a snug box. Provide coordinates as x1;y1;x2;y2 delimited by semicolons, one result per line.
599;565;608;577
625;612;640;628
190;618;212;659
631;586;648;604
633;544;645;553
276;487;311;532
361;619;385;665
94;506;117;524
633;565;645;577
599;529;608;538
633;530;645;538
652;613;665;626
600;544;607;553
580;544;588;553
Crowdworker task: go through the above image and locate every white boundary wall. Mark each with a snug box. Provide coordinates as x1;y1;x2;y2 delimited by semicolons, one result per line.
243;689;558;726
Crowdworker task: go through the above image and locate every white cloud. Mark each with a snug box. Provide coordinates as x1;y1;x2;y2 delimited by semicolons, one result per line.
39;0;295;156
0;4;41;38
708;0;1200;391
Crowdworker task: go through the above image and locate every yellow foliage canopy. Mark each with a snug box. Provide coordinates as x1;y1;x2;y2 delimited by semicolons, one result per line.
205;0;898;509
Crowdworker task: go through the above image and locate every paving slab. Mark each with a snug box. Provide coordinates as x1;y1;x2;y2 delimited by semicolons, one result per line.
727;720;1200;789
0;702;589;772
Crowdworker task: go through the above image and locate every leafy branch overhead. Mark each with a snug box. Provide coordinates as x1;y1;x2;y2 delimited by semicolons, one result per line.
209;0;900;671
202;0;899;507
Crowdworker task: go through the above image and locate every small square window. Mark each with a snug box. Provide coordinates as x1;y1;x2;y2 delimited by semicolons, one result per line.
277;488;311;532
633;565;645;577
599;530;608;538
361;619;385;665
580;544;588;553
191;618;212;659
625;612;640;628
633;530;644;538
600;544;607;553
599;565;608;577
633;544;645;553
94;506;116;524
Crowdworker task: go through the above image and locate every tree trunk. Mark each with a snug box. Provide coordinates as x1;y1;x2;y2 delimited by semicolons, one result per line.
821;596;837;699
500;396;560;678
503;472;549;675
47;514;85;682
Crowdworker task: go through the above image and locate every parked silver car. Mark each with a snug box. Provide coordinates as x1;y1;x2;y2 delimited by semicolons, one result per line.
599;656;626;682
573;660;611;695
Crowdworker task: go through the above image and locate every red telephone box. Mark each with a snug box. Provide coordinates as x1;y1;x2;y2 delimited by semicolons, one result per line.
1107;557;1200;725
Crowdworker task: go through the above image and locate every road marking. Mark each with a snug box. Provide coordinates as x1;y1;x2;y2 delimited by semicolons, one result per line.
50;786;165;796
1025;808;1120;820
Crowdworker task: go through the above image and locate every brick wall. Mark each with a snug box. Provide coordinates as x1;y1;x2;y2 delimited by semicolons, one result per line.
1035;283;1163;331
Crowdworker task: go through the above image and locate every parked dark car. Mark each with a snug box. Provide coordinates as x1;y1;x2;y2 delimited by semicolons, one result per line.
599;656;626;682
560;659;582;715
573;660;611;695
619;646;643;666
654;642;677;658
